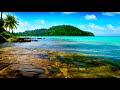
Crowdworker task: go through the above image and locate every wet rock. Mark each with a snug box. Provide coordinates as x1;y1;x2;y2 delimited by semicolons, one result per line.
14;38;38;42
37;38;42;39
56;55;66;61
15;38;31;42
39;53;49;59
49;67;59;74
73;61;86;67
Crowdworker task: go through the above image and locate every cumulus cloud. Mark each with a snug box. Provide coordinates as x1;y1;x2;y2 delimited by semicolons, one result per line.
88;23;104;30
36;19;45;24
85;14;97;20
107;24;120;31
102;12;120;16
79;25;86;29
30;25;41;30
15;21;29;32
19;22;29;26
40;20;45;24
16;24;41;33
107;24;116;30
15;20;42;32
62;12;77;14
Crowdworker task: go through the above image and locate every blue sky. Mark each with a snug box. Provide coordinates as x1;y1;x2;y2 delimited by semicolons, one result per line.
1;12;120;36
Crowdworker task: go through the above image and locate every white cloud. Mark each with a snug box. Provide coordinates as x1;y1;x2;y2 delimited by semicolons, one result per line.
41;20;45;24
85;14;97;20
19;22;29;26
102;12;120;16
15;20;42;32
14;21;29;32
36;19;45;24
88;23;104;30
62;12;77;14
15;26;26;32
16;24;41;33
79;25;86;29
107;24;116;30
30;25;41;30
107;24;120;31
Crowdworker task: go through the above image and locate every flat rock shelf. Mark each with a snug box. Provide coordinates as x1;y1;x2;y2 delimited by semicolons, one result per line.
0;46;120;78
0;46;48;78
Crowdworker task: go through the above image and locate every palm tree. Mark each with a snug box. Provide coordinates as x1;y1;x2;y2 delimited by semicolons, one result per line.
4;14;19;33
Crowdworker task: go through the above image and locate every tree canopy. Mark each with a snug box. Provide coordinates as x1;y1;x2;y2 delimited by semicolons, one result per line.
4;14;19;33
15;25;94;36
0;13;18;42
45;25;94;36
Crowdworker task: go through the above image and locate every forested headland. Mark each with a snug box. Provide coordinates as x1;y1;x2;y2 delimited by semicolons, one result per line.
15;25;94;36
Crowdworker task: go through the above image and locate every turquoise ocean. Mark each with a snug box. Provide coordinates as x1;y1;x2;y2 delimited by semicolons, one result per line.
1;36;120;60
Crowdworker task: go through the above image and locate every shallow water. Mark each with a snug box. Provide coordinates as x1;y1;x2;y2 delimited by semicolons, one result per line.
1;36;120;60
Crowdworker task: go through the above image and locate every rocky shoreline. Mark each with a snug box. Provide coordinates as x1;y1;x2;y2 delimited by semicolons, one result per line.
14;37;43;42
0;46;120;78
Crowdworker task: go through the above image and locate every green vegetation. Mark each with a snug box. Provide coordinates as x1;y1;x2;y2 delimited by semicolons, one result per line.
15;25;94;36
0;30;17;42
15;28;47;36
4;14;19;33
0;12;19;42
45;25;94;36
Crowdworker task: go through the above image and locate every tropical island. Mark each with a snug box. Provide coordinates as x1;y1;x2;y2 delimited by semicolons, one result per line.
0;12;120;78
15;25;94;36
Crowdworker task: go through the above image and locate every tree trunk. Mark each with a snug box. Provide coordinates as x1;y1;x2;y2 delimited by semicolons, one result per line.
1;12;2;19
9;28;10;33
12;29;13;33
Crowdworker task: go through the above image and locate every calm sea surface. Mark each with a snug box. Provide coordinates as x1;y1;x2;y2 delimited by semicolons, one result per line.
1;36;120;60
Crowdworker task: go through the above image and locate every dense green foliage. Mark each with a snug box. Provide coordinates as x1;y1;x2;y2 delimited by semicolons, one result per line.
15;25;94;36
45;25;94;36
0;30;17;42
4;14;19;33
0;18;6;42
15;28;47;36
0;13;18;42
0;19;4;30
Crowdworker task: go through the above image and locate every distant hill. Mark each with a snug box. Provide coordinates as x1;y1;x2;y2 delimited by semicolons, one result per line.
15;25;94;36
15;28;47;36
